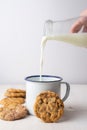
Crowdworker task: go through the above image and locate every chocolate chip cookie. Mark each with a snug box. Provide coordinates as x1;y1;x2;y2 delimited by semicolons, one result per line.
6;88;26;93
34;91;64;123
4;92;26;98
0;104;28;121
0;97;25;106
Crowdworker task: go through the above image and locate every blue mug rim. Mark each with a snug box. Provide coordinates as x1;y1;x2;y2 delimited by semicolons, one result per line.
25;75;63;83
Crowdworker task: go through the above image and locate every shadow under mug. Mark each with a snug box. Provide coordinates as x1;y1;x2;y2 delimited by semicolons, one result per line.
25;75;70;115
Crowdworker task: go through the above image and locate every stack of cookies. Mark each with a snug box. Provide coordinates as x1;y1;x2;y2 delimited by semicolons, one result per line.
0;88;28;121
4;88;26;98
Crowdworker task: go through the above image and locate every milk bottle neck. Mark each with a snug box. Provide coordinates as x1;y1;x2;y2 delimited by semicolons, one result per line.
43;20;53;36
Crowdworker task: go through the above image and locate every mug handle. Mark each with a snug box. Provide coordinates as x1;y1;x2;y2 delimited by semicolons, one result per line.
60;82;70;102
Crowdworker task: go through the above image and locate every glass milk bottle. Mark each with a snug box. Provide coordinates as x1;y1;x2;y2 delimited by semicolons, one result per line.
40;17;87;78
42;16;87;48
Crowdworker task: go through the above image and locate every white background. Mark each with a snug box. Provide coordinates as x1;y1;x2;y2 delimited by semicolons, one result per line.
0;0;87;84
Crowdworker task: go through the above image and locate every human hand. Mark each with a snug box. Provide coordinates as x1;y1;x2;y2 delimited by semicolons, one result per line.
70;10;87;33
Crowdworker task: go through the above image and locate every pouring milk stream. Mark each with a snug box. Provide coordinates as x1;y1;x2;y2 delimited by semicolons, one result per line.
40;18;87;80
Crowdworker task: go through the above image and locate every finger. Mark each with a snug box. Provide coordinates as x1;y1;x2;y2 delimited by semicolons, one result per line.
70;20;82;33
70;16;87;33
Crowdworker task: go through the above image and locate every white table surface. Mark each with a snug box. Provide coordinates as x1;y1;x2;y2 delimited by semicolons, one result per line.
0;84;87;130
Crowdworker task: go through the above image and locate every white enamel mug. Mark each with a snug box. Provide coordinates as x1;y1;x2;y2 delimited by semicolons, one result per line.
25;75;70;115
